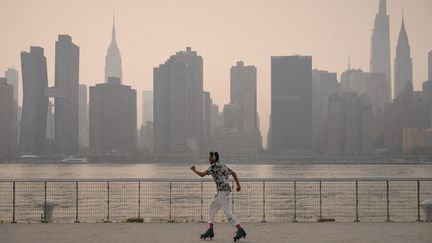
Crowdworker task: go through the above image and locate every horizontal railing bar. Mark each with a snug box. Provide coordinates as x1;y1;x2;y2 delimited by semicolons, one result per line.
0;177;431;183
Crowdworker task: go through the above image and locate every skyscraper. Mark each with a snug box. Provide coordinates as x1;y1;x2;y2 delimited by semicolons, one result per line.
20;47;48;155
223;103;243;131
142;90;153;125
312;69;338;153
202;91;212;153
0;78;14;159
370;0;391;101
5;68;18;103
270;56;312;154
139;91;153;152
384;83;429;151
79;84;89;148
324;91;374;155
54;35;79;155
230;61;257;132
153;47;203;157
342;70;388;111
46;101;55;153
105;16;122;82
422;51;432;121
5;68;19;153
89;77;136;154
394;15;413;98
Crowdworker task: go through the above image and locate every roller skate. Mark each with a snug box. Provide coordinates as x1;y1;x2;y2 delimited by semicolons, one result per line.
233;227;246;242
200;228;214;240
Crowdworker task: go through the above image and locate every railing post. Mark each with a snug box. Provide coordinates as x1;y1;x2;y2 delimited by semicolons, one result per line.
319;180;322;221
417;180;420;222
262;181;266;223
355;180;359;222
44;181;47;223
11;181;16;223
138;181;141;219
386;180;390;222
293;181;297;222
74;181;80;223
200;181;204;222
169;181;172;222
107;181;110;223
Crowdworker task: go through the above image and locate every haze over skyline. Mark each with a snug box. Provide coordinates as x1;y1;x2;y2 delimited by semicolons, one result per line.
1;0;431;147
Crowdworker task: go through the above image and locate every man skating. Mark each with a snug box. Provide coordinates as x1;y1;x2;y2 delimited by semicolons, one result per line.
190;151;247;242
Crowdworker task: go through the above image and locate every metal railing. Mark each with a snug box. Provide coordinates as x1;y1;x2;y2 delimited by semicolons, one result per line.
0;178;431;223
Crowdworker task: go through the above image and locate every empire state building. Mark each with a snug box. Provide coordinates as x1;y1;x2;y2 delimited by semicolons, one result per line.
105;16;122;82
370;0;391;101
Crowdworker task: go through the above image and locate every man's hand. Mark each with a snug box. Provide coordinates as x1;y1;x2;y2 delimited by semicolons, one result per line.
191;166;209;177
236;186;241;192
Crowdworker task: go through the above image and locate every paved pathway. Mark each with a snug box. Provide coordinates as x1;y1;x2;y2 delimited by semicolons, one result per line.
1;222;431;243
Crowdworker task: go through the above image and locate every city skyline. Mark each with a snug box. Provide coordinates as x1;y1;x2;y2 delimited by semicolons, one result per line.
1;0;432;148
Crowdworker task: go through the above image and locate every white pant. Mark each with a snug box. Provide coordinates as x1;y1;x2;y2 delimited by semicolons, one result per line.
208;191;239;225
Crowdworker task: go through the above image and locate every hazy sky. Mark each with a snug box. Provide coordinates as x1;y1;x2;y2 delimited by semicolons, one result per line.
1;0;431;147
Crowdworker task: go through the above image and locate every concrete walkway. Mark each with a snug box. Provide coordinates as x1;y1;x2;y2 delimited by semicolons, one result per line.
1;222;431;243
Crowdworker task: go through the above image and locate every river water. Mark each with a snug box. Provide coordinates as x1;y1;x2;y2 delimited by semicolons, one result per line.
1;163;432;179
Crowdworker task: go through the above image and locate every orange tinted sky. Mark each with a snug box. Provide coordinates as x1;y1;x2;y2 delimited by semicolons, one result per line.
1;0;431;147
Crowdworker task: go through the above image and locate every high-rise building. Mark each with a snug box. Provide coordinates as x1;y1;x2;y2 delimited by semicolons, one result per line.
139;91;153;151
89;77;136;154
424;51;432;106
230;61;257;132
105;16;122;82
210;104;221;135
384;82;430;151
403;128;432;152
270;56;312;155
138;90;153;153
324;91;374;155
142;90;153;125
54;35;79;155
153;47;203;157
202;91;212;153
340;68;363;90
394;15;413;98
46;101;55;154
370;0;391;101
5;68;19;153
223;103;243;131
79;84;89;148
139;121;153;154
312;69;338;153
341;70;388;111
213;61;260;156
5;68;18;103
19;47;49;155
0;78;15;160
423;80;432;105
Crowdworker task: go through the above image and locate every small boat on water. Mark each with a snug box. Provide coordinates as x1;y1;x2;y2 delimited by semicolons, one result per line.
61;156;89;163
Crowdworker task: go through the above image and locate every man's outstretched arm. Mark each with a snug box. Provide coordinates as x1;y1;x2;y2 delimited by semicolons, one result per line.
190;166;209;177
229;168;241;192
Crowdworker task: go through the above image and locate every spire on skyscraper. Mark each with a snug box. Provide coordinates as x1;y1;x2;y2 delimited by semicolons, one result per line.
397;11;409;48
111;12;116;45
348;48;351;70
379;0;386;15
105;12;122;82
394;11;413;98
